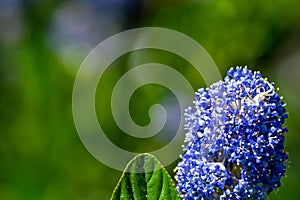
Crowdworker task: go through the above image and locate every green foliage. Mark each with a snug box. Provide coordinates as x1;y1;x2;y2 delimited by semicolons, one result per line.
111;154;180;200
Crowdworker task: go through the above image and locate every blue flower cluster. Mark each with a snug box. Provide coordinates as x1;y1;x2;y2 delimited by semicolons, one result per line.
175;67;288;200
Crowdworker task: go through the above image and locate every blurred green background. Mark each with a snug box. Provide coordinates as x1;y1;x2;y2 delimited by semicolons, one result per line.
1;0;300;199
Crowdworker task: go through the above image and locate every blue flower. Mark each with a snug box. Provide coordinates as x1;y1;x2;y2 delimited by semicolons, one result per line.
175;67;288;200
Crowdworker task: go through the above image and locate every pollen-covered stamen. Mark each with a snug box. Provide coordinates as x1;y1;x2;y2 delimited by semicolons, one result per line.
229;99;242;110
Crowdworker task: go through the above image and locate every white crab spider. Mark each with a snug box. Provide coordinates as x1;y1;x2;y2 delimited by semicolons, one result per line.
251;79;275;106
229;79;276;110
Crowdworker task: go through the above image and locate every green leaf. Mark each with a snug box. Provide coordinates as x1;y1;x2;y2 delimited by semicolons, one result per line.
111;153;181;200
